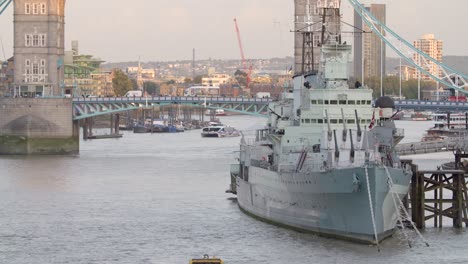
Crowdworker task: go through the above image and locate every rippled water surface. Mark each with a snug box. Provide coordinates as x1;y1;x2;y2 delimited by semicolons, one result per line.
0;117;467;263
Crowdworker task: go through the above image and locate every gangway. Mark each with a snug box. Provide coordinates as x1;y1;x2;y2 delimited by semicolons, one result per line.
396;137;468;156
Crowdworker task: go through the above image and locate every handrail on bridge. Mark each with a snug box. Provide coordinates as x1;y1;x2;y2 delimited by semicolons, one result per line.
72;96;272;104
395;99;468;107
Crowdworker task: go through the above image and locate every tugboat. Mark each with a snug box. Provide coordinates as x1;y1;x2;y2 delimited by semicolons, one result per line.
227;1;411;244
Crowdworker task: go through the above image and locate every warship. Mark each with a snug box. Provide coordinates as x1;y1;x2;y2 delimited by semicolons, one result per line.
228;0;411;244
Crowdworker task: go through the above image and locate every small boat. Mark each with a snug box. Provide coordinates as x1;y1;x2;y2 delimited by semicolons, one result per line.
205;109;226;116
422;112;468;141
87;134;123;139
133;124;150;133
201;123;240;138
151;120;169;133
411;111;432;121
189;255;223;264
167;124;185;133
215;109;226;116
151;124;168;133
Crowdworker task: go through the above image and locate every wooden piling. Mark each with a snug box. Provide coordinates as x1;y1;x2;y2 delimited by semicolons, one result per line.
82;118;88;140
110;114;114;134
115;114;120;134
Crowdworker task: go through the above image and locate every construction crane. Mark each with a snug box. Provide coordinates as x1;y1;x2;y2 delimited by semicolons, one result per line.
233;18;252;92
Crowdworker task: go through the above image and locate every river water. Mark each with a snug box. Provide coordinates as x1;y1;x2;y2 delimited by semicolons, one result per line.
0;117;467;263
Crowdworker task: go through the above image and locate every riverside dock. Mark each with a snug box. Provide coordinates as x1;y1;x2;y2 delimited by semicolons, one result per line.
403;151;468;229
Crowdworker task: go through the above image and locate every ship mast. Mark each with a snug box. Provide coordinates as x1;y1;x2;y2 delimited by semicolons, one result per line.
318;0;342;46
300;0;316;75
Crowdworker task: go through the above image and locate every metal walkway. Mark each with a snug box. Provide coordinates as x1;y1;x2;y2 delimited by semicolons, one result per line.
72;96;271;120
396;137;468;156
395;100;468;112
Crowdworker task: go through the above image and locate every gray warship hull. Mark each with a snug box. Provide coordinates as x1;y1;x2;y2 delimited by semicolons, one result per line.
234;165;410;244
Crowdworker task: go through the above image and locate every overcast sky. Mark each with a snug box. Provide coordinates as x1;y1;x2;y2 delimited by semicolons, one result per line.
0;0;466;62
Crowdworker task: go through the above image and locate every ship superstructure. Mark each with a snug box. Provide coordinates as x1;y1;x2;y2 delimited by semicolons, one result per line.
228;0;411;244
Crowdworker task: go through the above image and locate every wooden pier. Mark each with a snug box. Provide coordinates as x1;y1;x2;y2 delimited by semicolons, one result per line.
405;153;468;229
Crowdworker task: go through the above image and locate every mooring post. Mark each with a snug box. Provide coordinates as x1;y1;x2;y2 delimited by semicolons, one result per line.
115;114;120;134
410;163;419;227
110;114;114;134
83;118;89;140
434;173;445;228
151;107;155;133
463;175;468;228
411;163;425;229
418;170;425;229
453;172;463;228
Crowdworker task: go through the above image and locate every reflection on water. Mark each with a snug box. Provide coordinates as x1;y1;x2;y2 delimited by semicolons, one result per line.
0;117;466;263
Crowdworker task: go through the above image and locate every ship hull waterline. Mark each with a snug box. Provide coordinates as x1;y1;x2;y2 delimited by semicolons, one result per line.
234;165;410;245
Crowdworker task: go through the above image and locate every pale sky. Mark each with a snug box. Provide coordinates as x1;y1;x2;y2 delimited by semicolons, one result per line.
0;0;466;62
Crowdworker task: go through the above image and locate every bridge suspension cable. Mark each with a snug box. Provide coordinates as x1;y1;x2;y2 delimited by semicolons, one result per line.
349;0;467;94
0;0;12;15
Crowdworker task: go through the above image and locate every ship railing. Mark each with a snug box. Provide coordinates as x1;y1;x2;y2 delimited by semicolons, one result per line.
250;159;271;170
278;164;295;173
393;128;405;138
255;129;270;142
244;137;260;146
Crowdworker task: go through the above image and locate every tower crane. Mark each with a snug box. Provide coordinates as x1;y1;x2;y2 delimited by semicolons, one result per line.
233;18;253;92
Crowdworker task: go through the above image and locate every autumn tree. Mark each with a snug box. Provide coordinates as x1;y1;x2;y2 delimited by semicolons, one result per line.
112;69;133;96
144;81;159;95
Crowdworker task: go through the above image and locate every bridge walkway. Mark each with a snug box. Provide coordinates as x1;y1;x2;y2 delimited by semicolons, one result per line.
396;137;468;156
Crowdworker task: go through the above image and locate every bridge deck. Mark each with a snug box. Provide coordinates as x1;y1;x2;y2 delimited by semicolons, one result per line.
72;96;271;120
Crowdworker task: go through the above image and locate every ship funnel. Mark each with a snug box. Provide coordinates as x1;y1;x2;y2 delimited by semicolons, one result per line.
355;110;362;142
349;129;355;163
326;109;332;141
333;129;340;162
341;108;347;142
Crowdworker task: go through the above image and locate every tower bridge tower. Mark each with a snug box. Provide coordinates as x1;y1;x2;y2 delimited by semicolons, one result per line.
13;0;65;97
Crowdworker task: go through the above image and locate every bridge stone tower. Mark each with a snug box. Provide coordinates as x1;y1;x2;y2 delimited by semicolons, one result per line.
13;0;65;97
0;0;77;155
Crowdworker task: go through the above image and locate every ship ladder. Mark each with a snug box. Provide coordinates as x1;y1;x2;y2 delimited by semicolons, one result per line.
383;166;430;248
364;166;380;251
296;150;307;172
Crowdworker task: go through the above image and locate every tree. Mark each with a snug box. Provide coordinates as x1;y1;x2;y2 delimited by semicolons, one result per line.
363;76;436;99
193;75;203;84
234;70;248;87
144;81;159;95
130;79;138;90
112;69;133;96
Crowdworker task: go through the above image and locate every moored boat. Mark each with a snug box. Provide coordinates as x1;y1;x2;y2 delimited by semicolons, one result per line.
422;112;468;141
189;255;223;264
133;123;150;133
